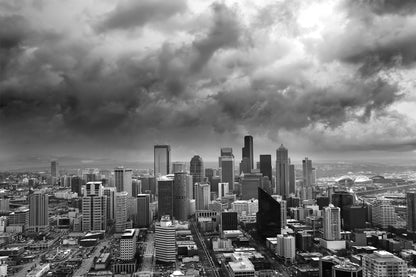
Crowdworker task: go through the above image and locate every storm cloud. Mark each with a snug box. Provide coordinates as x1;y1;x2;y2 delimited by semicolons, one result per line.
0;0;415;163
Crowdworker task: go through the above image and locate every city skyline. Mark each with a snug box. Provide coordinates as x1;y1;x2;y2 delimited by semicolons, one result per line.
1;0;416;166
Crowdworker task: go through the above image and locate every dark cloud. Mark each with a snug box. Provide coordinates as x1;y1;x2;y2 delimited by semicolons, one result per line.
348;0;416;15
96;0;188;32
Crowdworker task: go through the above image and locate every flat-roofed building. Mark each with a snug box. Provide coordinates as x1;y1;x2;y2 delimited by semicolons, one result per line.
120;229;137;260
362;251;407;277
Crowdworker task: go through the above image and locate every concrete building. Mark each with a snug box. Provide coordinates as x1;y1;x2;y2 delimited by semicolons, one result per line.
154;145;171;177
272;195;287;229
82;182;107;232
137;194;151;228
220;148;235;192
103;187;116;222
276;235;296;263
190;155;205;184
323;205;341;241
114;167;133;196
28;191;49;233
157;175;174;219
194;183;210;210
218;182;230;199
173;172;192;220
372;201;396;229
120;229;137;260
155;216;176;262
115;191;128;233
172;161;186;173
362;251;407;277
276;145;290;199
240;173;263;200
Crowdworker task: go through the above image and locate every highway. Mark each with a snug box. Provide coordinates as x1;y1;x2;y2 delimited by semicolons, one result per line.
190;220;220;277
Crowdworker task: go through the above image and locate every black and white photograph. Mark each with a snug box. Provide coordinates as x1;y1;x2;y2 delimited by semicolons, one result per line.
0;0;415;276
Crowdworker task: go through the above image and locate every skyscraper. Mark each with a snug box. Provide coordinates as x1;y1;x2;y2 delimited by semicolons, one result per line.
173;172;192;220
332;191;354;225
115;191;128;233
363;251;407;277
103;187;116;222
323;205;341;241
194;183;211;210
190;155;205;184
220;148;235;192
242;135;254;171
257;187;284;238
302;158;313;187
114;167;133;195
82;182;107;231
28;191;49;233
157;176;174;218
276;144;290;199
51;160;58;177
137;194;151;228
154;145;170;177
155;216;176;262
289;164;295;195
240;173;263;200
172;161;186;173
407;192;416;233
259;155;272;183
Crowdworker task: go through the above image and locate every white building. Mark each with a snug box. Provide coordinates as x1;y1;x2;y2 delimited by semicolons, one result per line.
155;216;176;262
323;205;341;241
276;235;295;263
363;251;407;277
372;202;396;229
120;229;137;260
115;191;128;233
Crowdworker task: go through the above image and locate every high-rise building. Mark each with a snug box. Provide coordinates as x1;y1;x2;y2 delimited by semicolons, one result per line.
120;229;137;260
71;176;83;196
276;144;290;199
190;155;205;184
407;192;416;233
218;182;229;199
333;263;362;277
323;205;341;241
114;167;133;195
289;164;295;195
259;155;272;184
372;201;396;229
221;211;238;231
103;187;116;222
257;187;284;238
115;191;128;233
51;160;58;177
240;173;263;200
82;182;107;232
154;145;170;177
137;194;151;227
343;206;367;231
205;168;216;184
28;192;49;233
272;195;287;229
362;251;407;277
173;172;192;220
332;191;354;225
302;158;313;187
157;175;174;218
194;183;210;210
220;148;235;192
242;135;254;171
276;235;296;263
155;216;177;262
172;162;186;173
132;179;141;197
0;198;9;214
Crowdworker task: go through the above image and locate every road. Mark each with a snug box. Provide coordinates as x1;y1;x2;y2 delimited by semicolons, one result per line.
13;256;42;277
73;239;109;277
190;220;220;277
140;232;155;271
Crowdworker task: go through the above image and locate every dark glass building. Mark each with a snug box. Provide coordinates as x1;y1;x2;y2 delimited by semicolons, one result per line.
317;196;330;210
343;206;367;231
257;187;283;239
332;191;354;225
157;177;174;219
242;135;254;171
190;155;205;184
221;211;238;231
259;155;272;182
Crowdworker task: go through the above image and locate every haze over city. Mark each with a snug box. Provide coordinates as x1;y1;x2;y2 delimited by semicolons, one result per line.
1;0;416;168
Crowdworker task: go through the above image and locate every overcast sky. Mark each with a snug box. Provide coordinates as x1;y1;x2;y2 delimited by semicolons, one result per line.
1;0;416;166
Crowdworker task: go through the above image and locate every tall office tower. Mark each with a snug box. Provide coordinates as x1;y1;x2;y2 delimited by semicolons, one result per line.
132;179;142;197
317;196;330;210
332;191;354;225
155;215;177;262
407;192;416;233
82;182;107;231
173;172;192;220
154;145;171;177
114;167;133;195
157;176;174;218
343;206;367;231
51;160;58;177
240;158;251;174
372;201;396;229
190;155;205;184
240;173;263;200
120;229;138;260
220;148;235;192
323;205;341;241
276;235;296;263
276;144;290;199
103;187;116;222
257;187;283;238
289;164;295;195
242;135;254;171
28;191;49;233
218;182;229;198
71;176;83;196
259;155;272;183
210;176;221;195
172;162;186;174
261;176;273;195
194;183;211;210
115;191;128;232
362;251;407;277
205;168;215;184
272;195;287;228
137;194;151;227
302;158;313;187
